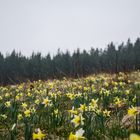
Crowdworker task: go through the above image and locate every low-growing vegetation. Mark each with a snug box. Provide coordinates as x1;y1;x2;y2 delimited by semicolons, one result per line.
0;71;140;139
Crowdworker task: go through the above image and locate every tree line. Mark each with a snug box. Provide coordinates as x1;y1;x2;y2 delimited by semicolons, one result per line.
0;38;140;85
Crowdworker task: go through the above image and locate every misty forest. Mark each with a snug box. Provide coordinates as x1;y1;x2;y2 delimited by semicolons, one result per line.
0;38;140;85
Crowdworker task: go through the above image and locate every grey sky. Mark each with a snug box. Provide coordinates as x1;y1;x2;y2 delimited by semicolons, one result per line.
0;0;140;56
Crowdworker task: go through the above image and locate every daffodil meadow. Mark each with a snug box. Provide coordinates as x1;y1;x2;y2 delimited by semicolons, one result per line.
0;72;140;140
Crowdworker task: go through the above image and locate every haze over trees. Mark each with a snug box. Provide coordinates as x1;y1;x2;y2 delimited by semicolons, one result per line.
0;38;140;85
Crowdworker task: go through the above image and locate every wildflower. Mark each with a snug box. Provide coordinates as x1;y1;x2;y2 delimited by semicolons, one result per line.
113;87;118;92
128;106;138;117
104;82;109;87
24;109;31;117
5;93;10;97
31;107;36;113
69;128;85;140
5;101;11;107
71;114;84;127
103;109;111;117
125;90;130;95
16;95;20;100
27;92;31;97
79;104;87;112
130;133;140;140
91;85;96;92
42;97;51;107
50;92;57;98
94;108;102;115
67;93;75;100
18;114;23;120
0;114;7;119
89;99;98;109
84;87;89;91
68;107;78;117
100;88;106;94
35;99;40;104
33;128;46;140
112;81;118;86
54;109;58;115
21;103;27;109
119;81;124;86
114;97;122;107
76;93;82;98
104;90;110;96
18;85;23;90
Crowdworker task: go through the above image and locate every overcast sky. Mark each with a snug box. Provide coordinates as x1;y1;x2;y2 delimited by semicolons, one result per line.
0;0;140;56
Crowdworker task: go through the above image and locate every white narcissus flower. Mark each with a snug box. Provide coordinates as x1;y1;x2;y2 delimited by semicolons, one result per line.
75;128;84;137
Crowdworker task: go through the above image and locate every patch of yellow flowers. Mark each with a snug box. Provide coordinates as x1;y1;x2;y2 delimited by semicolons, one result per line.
0;71;140;139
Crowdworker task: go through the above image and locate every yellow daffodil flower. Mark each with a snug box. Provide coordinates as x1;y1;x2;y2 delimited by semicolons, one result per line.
33;128;46;140
21;102;27;109
24;109;31;117
42;97;51;107
103;109;111;117
71;114;84;127
130;133;140;140
128;106;138;117
5;101;11;107
69;128;85;140
79;104;87;112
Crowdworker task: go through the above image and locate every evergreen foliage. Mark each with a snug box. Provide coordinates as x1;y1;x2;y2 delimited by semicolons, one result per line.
0;38;140;84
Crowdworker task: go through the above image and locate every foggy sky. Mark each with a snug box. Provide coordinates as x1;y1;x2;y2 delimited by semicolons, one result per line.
0;0;140;56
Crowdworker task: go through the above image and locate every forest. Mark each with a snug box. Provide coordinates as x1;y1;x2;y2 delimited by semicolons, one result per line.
0;38;140;85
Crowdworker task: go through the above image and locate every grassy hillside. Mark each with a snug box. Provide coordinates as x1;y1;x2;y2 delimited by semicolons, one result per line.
0;71;140;139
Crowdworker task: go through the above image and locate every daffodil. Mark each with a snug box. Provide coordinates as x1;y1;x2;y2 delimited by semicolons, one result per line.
128;106;138;117
54;109;58;115
103;109;111;117
21;102;27;109
79;104;87;112
125;90;130;95
95;108;102;115
114;97;122;107
18;114;23;120
35;99;40;104
104;82;109;87
16;95;20;100
0;114;7;119
89;99;98;109
69;128;85;140
67;93;75;100
5;101;11;107
31;107;36;113
27;92;31;97
112;81;118;86
33;128;46;140
5;93;10;97
24;109;31;117
71;114;84;127
130;133;140;140
42;97;51;107
68;107;78;117
84;87;89;91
